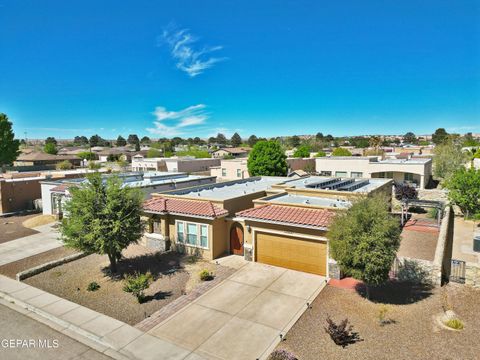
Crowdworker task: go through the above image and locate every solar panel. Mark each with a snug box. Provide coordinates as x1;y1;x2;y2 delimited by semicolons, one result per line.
305;178;341;189
326;178;356;190
338;180;370;191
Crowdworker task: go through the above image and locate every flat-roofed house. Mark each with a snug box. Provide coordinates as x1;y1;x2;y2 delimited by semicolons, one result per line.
132;156;220;173
211;147;251;159
142;176;392;277
315;156;432;188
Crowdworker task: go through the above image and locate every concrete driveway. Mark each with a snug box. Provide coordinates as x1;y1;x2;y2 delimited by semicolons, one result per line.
0;223;62;266
148;256;327;360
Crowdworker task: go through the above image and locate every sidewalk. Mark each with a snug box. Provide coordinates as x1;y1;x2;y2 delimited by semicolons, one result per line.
0;275;191;360
0;223;63;266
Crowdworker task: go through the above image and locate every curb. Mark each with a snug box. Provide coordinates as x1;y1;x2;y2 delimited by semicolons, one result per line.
16;252;88;281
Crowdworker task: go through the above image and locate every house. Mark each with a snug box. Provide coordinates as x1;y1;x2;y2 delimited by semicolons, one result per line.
286;157;316;172
142;176;392;276
211;147;251;159
210;159;249;181
131;156;220;173
315;156;433;188
14;152;82;169
0;169;103;214
40;172;216;218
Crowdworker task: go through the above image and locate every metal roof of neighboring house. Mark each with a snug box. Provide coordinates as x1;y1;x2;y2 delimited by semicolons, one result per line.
143;197;228;218
236;204;335;229
213;147;251;154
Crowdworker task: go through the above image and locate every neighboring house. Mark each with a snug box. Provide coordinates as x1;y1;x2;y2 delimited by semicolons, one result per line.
14;152;82;169
211;147;251;159
210;159;249;181
142;176;392;276
132;156;220;173
393;145;434;156
315;156;433;188
286;157;315;172
0;169;102;214
40;172;216;217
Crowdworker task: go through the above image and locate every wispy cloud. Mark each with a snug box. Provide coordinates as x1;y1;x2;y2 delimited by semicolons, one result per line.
147;104;209;137
25;127;94;132
160;25;227;77
446;125;480;132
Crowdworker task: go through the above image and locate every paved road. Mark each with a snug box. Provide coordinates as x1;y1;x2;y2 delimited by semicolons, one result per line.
0;223;62;266
0;303;111;360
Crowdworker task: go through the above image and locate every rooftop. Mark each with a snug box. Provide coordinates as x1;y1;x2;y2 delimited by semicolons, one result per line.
281;176;390;193
236;204;335;229
165;177;288;200
143;197;228;218
260;193;351;209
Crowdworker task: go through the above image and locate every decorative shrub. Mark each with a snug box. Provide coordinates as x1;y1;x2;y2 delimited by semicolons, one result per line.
269;349;298;360
445;318;464;330
394;182;418;201
86;281;100;292
378;304;388;325
199;269;214;281
324;316;361;347
123;272;153;303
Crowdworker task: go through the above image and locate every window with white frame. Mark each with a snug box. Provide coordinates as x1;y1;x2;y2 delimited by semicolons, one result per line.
351;171;363;178
335;171;348;177
176;221;209;249
236;169;242;178
222;168;227;177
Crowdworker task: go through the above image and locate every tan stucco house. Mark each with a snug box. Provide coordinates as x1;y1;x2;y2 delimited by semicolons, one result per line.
142;176;392;277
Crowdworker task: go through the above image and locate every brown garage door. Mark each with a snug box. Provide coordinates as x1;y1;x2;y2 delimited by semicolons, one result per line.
256;232;327;276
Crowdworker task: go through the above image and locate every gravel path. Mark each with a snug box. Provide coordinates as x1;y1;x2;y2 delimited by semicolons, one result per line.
276;284;479;360
0;213;39;244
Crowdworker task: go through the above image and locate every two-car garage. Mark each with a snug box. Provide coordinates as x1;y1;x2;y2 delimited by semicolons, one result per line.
255;231;328;276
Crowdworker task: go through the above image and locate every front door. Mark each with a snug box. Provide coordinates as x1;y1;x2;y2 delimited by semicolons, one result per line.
230;224;244;255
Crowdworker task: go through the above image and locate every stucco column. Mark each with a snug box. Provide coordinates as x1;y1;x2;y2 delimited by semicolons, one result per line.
161;216;169;240
419;175;425;189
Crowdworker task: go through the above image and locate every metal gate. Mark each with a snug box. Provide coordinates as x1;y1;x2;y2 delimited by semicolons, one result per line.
450;259;466;284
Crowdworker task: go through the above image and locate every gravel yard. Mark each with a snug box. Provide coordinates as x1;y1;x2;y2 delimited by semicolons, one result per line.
275;283;480;360
25;246;227;325
0;213;40;243
0;246;79;278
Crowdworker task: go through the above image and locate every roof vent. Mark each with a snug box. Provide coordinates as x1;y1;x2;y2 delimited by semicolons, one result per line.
304;199;310;204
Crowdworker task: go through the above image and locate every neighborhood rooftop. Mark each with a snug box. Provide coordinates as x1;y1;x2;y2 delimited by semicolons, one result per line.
164;176;288;200
260;193;352;209
282;176;390;192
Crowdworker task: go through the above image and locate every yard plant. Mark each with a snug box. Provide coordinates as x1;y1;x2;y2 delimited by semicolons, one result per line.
123;272;153;303
199;269;214;281
269;349;298;360
0;113;20;172
324;315;361;347
444;318;464;330
60;173;144;273
329;195;401;298
87;281;101;292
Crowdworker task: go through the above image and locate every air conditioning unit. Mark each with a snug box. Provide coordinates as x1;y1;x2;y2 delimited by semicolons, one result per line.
474;235;480;253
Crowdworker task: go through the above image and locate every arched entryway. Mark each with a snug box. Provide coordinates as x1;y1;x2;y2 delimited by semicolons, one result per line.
230;223;244;256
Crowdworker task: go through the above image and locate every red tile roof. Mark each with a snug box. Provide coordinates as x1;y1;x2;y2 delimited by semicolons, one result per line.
143;197;229;218
236;204;335;229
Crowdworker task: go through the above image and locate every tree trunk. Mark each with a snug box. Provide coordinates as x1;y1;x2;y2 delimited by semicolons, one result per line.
365;284;370;300
108;253;117;273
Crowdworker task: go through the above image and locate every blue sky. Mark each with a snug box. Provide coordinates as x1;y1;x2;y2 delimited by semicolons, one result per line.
1;0;479;140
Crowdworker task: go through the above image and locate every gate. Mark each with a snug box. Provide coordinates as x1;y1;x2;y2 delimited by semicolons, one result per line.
450;259;466;284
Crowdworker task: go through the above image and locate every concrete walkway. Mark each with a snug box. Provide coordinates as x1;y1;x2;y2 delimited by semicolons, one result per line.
148;256;327;360
0;223;63;266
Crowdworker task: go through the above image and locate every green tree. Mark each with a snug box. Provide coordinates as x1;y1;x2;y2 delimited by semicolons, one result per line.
247;140;288;176
0;113;20;172
462;133;480;147
127;134;139;145
403;132;417;144
45;137;57;146
290;135;301;148
74;136;89;145
293;144;311;158
44;142;58;155
89;134;104;147
432;128;449;145
216;133;227;145
231;132;242;147
78;151;96;161
60;173;144;272
332;147;352;156
315;151;326;157
146;148;162;158
140;136;151;144
316;132;324;141
116;136;127;147
433;140;466;182
56;160;73;170
445;168;480;218
247;135;258;147
329;196;401;297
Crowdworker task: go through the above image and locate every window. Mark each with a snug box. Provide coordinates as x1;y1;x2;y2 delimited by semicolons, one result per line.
153;221;162;234
187;223;197;245
404;173;414;181
176;221;209;249
177;222;184;243
351;172;363;178
236;169;242;178
200;225;208;248
319;171;332;176
385;172;394;179
335;171;348;177
222;168;227;177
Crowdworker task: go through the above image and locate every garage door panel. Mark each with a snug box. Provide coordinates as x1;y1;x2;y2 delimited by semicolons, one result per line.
256;232;326;276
